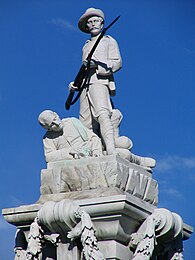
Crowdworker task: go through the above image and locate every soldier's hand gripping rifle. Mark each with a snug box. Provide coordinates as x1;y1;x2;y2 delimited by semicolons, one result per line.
65;15;120;110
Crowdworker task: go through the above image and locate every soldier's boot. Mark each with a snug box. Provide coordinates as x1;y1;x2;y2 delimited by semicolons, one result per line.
130;154;156;168
110;109;122;139
111;109;133;150
98;113;116;155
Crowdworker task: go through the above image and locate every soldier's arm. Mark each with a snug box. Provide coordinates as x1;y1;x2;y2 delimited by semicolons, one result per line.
43;138;73;162
96;36;122;76
84;128;103;157
107;36;122;72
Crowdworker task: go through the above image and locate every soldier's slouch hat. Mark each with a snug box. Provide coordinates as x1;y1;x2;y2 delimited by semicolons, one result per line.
78;7;104;33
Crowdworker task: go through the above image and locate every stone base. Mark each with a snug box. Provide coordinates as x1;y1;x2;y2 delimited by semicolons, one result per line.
3;192;155;233
3;193;154;259
2;192;193;259
40;155;158;206
2;156;193;259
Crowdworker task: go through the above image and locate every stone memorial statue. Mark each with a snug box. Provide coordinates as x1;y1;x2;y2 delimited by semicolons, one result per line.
69;8;122;156
38;109;156;171
2;7;193;260
38;110;103;162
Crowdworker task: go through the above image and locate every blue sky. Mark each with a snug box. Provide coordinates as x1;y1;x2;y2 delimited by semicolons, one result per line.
0;0;195;258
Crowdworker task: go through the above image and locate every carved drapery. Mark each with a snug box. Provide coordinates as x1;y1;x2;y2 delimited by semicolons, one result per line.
14;202;105;260
130;208;184;259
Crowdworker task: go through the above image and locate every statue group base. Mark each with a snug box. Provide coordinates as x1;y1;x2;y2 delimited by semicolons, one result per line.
3;155;193;259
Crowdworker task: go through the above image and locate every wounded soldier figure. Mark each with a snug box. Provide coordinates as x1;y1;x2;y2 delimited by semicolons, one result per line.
38;109;155;172
38;110;103;162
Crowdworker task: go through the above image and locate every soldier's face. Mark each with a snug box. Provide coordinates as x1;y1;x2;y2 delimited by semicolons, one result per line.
86;16;103;36
45;113;63;132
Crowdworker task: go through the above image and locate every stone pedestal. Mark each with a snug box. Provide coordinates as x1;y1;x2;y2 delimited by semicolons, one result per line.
39;155;158;206
3;194;153;259
2;156;193;259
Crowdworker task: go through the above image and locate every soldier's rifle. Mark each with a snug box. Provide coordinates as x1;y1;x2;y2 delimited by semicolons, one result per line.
65;15;120;110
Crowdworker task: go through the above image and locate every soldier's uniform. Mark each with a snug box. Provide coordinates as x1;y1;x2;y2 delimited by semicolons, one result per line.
80;35;122;129
77;8;122;155
43;118;102;162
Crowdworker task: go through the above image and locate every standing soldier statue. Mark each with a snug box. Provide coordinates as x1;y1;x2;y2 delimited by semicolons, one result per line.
67;8;122;155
